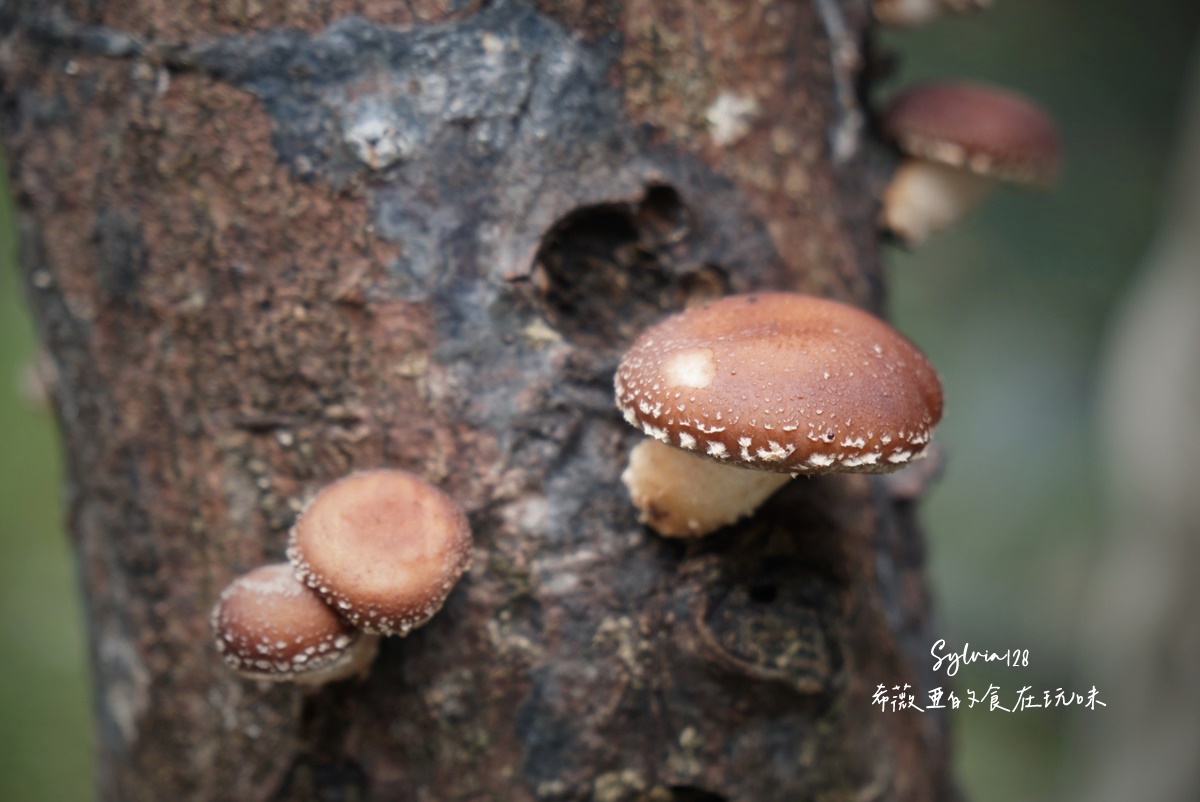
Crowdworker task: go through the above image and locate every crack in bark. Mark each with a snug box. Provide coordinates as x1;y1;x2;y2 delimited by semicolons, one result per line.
814;0;867;164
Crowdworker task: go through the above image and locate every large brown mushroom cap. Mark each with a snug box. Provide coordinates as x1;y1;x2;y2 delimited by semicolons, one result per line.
211;563;374;683
288;469;472;636
615;293;943;474
882;81;1062;186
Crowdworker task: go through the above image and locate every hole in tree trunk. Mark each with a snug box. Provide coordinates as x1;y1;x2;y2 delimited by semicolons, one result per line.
668;786;728;801
748;583;778;603
532;184;726;347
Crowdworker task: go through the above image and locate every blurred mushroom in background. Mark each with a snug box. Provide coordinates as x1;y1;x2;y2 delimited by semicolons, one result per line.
873;0;991;29
879;81;1061;246
1067;33;1200;802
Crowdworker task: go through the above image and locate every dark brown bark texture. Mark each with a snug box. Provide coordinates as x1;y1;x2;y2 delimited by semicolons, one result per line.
1;1;958;800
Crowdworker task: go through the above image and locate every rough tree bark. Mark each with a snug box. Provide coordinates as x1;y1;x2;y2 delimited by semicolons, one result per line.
1;1;957;800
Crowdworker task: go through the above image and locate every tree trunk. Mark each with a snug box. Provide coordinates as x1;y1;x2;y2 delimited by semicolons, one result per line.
1;1;957;800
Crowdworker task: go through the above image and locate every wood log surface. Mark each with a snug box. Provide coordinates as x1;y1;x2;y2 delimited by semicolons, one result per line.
0;1;956;799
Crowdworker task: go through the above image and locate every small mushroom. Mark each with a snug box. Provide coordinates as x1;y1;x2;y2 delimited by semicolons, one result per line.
288;469;472;636
211;563;380;685
615;293;943;537
879;81;1061;245
873;0;991;28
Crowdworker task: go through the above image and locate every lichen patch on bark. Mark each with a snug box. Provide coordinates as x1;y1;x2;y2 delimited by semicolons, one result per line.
617;0;881;308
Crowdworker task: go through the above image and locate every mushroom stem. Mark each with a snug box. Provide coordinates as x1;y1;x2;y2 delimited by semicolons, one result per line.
881;159;994;245
622;438;793;537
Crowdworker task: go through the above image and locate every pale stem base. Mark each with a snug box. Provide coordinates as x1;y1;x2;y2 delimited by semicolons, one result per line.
622;438;792;537
881;159;995;245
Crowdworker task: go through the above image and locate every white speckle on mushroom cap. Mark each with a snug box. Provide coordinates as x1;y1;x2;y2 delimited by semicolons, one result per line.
287;469;473;637
211;563;377;684
662;348;716;390
615;293;943;476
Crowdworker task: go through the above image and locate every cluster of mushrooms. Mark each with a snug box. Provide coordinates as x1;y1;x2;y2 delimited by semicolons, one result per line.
211;0;1061;681
211;470;472;685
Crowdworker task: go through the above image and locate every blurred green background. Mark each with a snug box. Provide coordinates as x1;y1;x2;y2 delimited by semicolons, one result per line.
881;1;1200;800
2;1;1198;799
0;162;93;800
